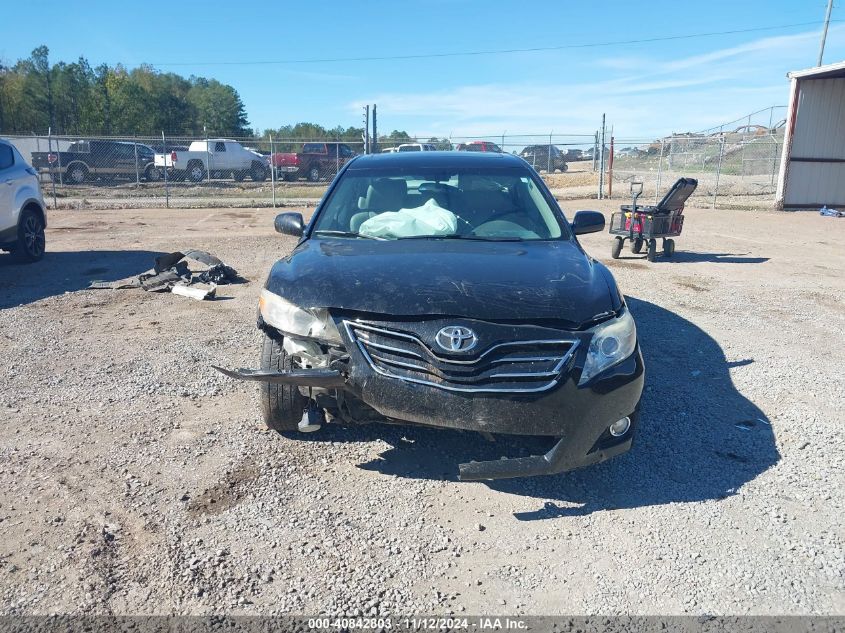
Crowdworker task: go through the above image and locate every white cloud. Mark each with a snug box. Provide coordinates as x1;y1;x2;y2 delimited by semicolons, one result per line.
350;25;845;138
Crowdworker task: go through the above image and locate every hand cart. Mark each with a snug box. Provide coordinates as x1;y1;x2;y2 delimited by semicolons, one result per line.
609;177;698;262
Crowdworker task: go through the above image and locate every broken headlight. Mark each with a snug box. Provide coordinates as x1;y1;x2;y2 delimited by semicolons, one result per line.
259;289;342;344
578;308;637;385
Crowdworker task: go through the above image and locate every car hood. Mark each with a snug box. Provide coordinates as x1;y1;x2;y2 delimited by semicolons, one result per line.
265;238;617;325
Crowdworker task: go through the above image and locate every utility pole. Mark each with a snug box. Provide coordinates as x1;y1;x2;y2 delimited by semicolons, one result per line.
818;0;834;66
371;104;378;153
362;105;370;154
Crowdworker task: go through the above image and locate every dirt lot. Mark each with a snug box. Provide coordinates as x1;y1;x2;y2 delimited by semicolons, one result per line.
1;203;843;615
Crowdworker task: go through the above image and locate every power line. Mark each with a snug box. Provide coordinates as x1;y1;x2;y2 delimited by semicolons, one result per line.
146;20;840;67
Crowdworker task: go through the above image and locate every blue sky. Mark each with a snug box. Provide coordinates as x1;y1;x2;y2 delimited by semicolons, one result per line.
2;0;843;139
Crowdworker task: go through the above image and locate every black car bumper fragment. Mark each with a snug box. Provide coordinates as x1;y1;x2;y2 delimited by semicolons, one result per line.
212;365;346;388
213;338;643;480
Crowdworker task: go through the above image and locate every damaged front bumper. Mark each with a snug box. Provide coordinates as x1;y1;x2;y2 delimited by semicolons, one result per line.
214;317;644;481
212;365;346;388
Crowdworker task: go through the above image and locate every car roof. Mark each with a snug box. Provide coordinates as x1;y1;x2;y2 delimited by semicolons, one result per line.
347;151;524;170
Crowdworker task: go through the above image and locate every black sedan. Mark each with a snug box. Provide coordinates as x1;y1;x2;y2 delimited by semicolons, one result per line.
216;151;644;480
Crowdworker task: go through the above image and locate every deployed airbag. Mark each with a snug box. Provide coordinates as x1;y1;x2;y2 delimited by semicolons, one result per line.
358;199;457;238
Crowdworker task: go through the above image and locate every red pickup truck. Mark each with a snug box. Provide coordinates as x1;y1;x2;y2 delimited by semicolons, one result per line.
271;143;356;182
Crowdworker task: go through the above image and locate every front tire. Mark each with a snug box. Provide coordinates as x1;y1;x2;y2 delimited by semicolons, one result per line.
307;166;320;182
144;164;161;182
647;238;658;262
13;208;46;262
611;236;624;259
250;162;268;182
260;332;307;432
187;161;206;183
631;237;643;254
66;164;88;184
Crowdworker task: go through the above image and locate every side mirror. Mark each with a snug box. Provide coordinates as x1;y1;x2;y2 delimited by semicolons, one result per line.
571;210;605;235
274;212;304;237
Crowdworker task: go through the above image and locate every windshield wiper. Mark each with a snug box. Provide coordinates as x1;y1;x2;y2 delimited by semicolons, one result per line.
395;234;526;242
312;230;386;240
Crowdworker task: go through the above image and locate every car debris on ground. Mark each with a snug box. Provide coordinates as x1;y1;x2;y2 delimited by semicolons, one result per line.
88;249;241;300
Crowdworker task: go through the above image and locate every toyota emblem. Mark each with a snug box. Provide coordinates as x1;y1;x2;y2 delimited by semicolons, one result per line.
435;326;478;352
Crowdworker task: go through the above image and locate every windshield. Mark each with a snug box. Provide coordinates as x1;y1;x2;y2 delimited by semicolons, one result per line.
312;167;569;241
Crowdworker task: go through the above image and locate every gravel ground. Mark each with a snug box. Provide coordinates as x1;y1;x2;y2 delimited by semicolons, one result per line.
0;203;843;616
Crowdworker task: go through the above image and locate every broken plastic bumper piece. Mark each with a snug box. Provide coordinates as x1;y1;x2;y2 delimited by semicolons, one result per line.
458;433;632;481
212;366;345;388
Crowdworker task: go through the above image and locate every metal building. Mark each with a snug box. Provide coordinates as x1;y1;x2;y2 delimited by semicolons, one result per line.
775;60;845;210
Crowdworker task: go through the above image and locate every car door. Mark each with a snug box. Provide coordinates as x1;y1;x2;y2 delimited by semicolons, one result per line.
113;144;137;176
0;142;22;231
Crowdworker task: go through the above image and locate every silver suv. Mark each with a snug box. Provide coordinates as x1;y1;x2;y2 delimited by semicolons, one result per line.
0;139;46;262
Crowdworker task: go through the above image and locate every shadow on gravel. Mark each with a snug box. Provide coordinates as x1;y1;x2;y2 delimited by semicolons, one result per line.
613;251;769;264
0;249;166;309
347;296;780;517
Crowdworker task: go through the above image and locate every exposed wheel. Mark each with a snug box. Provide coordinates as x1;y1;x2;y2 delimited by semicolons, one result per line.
260;332;307;432
13;207;46;263
187;161;206;182
647;238;658;262
664;238;675;257
250;162;268;182
144;164;161;182
233;170;246;182
307;166;320;182
611;236;624;259
631;237;644;254
66;164;88;184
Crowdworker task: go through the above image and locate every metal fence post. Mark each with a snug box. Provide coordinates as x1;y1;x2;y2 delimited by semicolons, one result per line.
655;139;665;204
771;134;779;187
56;132;63;187
133;134;140;186
598;114;606;199
713;136;726;209
204;126;212;180
270;133;276;208
47;128;57;209
162;131;169;209
548;131;552;173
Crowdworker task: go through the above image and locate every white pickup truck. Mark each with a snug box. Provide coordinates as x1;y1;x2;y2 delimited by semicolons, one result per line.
154;139;269;182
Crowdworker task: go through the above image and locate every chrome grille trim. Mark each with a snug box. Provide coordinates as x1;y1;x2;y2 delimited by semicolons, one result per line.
343;320;580;394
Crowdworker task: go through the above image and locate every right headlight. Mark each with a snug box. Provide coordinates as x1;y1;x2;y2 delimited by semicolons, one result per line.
578;309;637;385
259;289;341;344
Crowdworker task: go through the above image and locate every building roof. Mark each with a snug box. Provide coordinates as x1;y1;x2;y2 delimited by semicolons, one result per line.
788;60;845;80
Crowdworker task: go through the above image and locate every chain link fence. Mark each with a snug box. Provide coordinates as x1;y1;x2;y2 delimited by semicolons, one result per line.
2;128;783;210
603;130;784;209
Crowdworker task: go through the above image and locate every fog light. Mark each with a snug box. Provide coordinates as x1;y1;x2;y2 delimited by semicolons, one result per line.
609;416;631;437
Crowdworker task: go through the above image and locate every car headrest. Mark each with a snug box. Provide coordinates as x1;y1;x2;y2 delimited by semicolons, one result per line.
363;178;408;211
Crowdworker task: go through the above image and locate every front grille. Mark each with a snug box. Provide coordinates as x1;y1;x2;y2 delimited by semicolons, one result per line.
344;321;579;394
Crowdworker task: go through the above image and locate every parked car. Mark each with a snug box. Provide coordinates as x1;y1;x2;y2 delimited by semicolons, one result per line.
154;139;269;182
31;139;159;184
215;151;644;481
397;143;438;152
271;143;357;182
0;139;47;262
563;148;584;161
456;141;503;153
519;145;568;172
381;147;399;153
